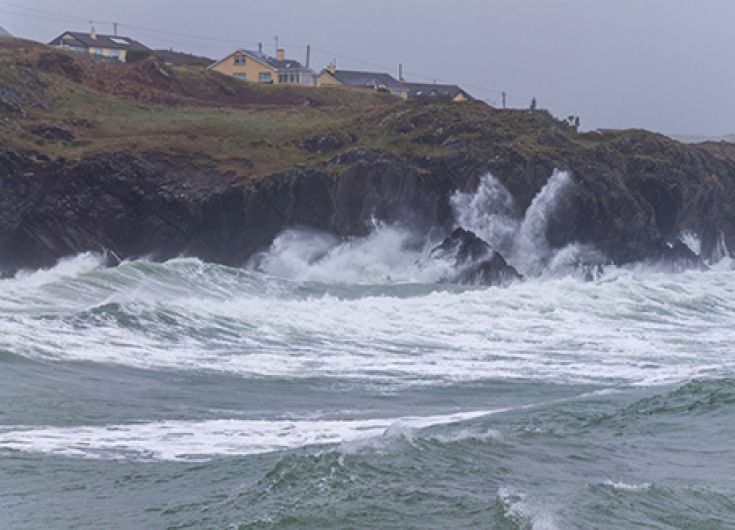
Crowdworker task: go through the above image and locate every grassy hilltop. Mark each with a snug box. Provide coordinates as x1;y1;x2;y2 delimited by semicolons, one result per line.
2;36;735;274
0;37;406;176
0;36;619;180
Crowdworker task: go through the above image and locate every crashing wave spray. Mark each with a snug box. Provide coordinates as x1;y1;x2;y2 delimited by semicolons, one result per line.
250;221;453;284
450;175;519;256
450;170;604;277
510;169;573;276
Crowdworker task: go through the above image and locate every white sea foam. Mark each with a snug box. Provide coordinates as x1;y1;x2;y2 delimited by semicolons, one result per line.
498;487;559;530
252;170;605;283
0;409;496;461
1;256;735;387
602;480;652;491
250;222;453;284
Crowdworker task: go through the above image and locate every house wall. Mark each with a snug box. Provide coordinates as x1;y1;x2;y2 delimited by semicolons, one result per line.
211;53;276;83
53;42;128;63
87;47;127;63
452;93;468;102
315;72;344;88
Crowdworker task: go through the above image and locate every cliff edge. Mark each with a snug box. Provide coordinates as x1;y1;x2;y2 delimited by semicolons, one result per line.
1;38;734;275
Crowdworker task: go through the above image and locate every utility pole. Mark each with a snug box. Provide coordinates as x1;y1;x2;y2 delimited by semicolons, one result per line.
502;91;507;109
306;44;311;68
274;36;279;53
398;63;404;82
113;22;118;36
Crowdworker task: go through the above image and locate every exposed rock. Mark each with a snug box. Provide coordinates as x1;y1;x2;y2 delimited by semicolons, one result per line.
30;125;75;142
453;252;523;286
0;86;26;116
300;132;350;154
430;228;523;287
430;227;492;264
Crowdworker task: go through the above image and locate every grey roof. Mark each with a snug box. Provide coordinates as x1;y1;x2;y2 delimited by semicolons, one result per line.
212;49;312;73
48;31;149;51
402;82;472;100
325;70;405;90
0;26;10;37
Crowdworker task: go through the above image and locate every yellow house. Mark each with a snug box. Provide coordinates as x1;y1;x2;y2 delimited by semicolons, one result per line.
48;28;150;63
209;48;315;86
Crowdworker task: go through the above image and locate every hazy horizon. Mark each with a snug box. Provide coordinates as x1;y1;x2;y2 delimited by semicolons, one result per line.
2;0;734;136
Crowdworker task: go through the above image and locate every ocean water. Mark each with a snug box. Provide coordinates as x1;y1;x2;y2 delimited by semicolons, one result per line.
1;251;735;529
3;170;735;529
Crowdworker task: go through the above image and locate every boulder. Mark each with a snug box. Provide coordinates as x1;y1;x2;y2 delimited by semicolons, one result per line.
430;227;523;287
30;125;75;142
453;252;523;286
430;227;492;264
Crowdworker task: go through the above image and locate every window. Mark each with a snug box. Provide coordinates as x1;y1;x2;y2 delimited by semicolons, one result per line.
259;72;273;83
234;54;246;65
233;73;246;81
278;73;286;83
290;73;297;83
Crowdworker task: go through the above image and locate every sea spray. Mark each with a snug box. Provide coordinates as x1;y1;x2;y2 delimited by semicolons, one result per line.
451;170;606;277
510;169;574;276
253;169;603;283
450;174;519;256
250;221;454;284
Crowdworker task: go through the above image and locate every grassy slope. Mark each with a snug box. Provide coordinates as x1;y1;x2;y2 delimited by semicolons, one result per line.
0;37;407;177
3;36;731;182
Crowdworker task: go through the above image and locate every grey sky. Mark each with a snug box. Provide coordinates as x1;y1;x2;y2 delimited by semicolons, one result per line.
3;0;734;135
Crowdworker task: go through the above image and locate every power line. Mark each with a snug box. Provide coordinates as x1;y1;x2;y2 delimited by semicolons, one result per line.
0;8;87;24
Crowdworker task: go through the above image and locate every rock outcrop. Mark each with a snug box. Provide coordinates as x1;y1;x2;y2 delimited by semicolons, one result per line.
1;125;735;277
429;228;523;286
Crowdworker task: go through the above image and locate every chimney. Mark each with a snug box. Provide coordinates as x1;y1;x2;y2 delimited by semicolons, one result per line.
327;63;336;74
276;48;285;61
258;42;262;53
398;63;404;82
90;26;97;40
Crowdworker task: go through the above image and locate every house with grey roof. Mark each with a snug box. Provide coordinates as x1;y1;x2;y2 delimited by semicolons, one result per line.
316;67;408;98
209;48;316;86
402;82;472;102
48;28;150;63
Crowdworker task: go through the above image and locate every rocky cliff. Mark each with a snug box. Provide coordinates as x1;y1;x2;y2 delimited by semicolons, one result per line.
1;39;734;276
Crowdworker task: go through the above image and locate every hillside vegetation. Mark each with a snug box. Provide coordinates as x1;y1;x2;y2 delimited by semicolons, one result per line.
0;36;662;180
0;37;405;176
2;36;735;274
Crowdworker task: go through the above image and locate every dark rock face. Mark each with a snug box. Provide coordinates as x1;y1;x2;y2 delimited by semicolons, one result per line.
1;120;735;276
300;132;353;154
453;252;523;287
430;227;492;264
30;125;75;142
0;150;454;275
430;228;523;287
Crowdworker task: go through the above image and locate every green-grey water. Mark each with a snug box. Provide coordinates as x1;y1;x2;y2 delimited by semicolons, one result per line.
1;253;735;529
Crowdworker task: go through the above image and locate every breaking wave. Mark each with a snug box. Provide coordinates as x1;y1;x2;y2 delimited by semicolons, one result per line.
253;170;607;284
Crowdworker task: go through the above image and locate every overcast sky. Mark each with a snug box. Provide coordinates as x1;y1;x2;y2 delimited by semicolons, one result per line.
3;0;734;135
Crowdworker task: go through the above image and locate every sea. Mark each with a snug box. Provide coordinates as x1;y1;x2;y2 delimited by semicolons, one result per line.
2;172;735;529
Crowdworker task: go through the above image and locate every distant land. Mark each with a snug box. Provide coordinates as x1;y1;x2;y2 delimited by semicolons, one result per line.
668;133;735;144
